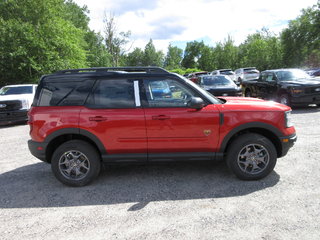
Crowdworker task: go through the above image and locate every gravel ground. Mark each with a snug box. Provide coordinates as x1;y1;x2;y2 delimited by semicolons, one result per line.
0;107;320;240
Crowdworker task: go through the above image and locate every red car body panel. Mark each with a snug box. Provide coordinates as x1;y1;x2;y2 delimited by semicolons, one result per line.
79;107;147;154
144;105;220;152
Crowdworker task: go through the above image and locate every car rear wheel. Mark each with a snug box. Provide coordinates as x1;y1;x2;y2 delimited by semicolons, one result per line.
226;133;277;180
51;140;101;187
279;94;291;106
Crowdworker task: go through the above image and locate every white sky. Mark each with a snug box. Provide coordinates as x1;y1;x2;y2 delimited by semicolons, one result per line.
73;0;317;52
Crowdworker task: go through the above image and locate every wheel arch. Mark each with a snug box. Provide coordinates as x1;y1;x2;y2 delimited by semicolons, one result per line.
220;122;283;158
44;128;106;163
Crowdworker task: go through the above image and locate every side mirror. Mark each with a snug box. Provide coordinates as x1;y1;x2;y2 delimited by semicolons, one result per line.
187;97;205;110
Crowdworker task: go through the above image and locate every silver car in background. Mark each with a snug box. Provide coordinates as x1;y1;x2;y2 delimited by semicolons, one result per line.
210;69;237;84
235;67;260;83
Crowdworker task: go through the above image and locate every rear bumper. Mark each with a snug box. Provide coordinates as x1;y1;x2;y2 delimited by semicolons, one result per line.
0;110;28;125
279;134;297;157
28;140;48;162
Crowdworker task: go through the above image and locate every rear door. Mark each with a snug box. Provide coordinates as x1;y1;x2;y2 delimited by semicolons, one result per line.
141;78;220;160
80;78;147;161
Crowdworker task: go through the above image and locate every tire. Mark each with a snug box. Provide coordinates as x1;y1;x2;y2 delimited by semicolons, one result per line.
51;140;101;187
279;93;291;106
226;133;277;180
245;89;251;97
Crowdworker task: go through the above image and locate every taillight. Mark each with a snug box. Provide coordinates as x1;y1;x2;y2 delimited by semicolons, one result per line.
28;111;33;135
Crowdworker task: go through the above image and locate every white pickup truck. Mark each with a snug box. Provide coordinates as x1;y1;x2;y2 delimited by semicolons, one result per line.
0;84;37;125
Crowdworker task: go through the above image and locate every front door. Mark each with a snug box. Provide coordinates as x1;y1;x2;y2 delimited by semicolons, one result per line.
141;78;220;160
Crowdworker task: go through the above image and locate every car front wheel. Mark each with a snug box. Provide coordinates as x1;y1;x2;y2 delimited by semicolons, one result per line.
51;140;101;187
226;133;277;180
279;94;291;106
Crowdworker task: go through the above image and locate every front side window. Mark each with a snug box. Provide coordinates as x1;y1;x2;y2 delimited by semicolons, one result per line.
143;79;196;108
88;79;135;108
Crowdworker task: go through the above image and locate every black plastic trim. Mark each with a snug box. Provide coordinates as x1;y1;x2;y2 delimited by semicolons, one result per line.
219;122;284;153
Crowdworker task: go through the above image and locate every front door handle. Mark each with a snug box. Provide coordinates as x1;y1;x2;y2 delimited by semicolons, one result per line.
152;115;171;120
89;116;108;122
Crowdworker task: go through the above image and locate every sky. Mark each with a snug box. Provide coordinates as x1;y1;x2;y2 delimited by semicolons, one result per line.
73;0;318;52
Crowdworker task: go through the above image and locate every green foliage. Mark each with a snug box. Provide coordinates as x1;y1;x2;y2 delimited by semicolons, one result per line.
0;0;90;85
85;30;111;67
281;2;320;67
181;41;206;69
126;48;144;66
238;29;283;70
142;39;164;66
164;44;183;69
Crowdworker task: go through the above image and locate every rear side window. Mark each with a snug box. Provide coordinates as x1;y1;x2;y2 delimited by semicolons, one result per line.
87;79;135;109
38;80;94;106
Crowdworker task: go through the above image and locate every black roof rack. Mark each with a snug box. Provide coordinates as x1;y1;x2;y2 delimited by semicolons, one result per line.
55;67;169;74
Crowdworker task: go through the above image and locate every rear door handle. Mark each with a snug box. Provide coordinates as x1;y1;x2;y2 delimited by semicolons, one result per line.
152;115;171;120
89;116;108;122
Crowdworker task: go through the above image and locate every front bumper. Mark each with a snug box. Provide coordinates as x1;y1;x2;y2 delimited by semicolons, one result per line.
291;94;320;106
279;134;297;157
0;110;28;125
28;140;48;162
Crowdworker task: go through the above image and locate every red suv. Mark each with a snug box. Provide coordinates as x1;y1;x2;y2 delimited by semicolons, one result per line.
28;67;296;186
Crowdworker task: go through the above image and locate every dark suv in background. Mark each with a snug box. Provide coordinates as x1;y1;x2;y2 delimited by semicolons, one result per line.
242;68;320;106
28;67;296;186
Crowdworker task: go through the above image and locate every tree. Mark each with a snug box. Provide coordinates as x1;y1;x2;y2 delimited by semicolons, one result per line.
0;0;89;85
281;2;320;67
181;41;206;69
85;30;111;67
126;47;144;66
238;29;282;71
164;44;183;69
142;39;164;66
103;12;131;67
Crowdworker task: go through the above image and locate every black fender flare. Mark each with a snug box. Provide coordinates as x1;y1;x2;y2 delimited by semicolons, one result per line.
44;128;107;155
219;122;283;153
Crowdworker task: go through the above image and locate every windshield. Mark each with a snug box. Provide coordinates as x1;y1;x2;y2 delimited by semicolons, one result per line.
201;76;235;86
172;73;223;104
0;86;33;95
275;69;310;81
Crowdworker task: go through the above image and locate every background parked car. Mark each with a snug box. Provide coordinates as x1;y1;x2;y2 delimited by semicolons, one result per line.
187;71;208;84
199;75;242;96
306;68;320;78
0;84;37;125
210;69;237;84
235;67;260;83
241;68;320;107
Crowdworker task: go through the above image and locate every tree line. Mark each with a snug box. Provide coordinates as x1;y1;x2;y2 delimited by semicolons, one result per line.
0;0;319;85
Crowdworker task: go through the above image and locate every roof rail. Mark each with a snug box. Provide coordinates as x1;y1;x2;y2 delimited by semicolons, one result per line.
55;67;169;74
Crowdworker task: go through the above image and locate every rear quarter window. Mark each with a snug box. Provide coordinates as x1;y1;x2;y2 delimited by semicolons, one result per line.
37;80;94;106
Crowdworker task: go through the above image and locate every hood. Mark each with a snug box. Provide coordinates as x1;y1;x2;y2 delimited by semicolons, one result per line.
217;97;291;112
283;79;320;87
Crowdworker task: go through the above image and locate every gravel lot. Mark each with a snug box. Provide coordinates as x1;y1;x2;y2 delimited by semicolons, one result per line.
1;107;320;240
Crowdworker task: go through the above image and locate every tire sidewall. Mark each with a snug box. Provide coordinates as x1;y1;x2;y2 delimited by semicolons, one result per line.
51;140;101;187
226;134;277;180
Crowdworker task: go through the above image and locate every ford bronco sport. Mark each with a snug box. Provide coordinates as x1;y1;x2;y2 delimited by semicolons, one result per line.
28;67;296;186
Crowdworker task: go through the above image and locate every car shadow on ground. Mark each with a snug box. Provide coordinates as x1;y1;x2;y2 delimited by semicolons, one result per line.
0;161;280;210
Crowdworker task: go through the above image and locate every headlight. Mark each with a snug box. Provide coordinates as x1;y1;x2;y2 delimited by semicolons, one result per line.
21;99;30;110
285;110;293;128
